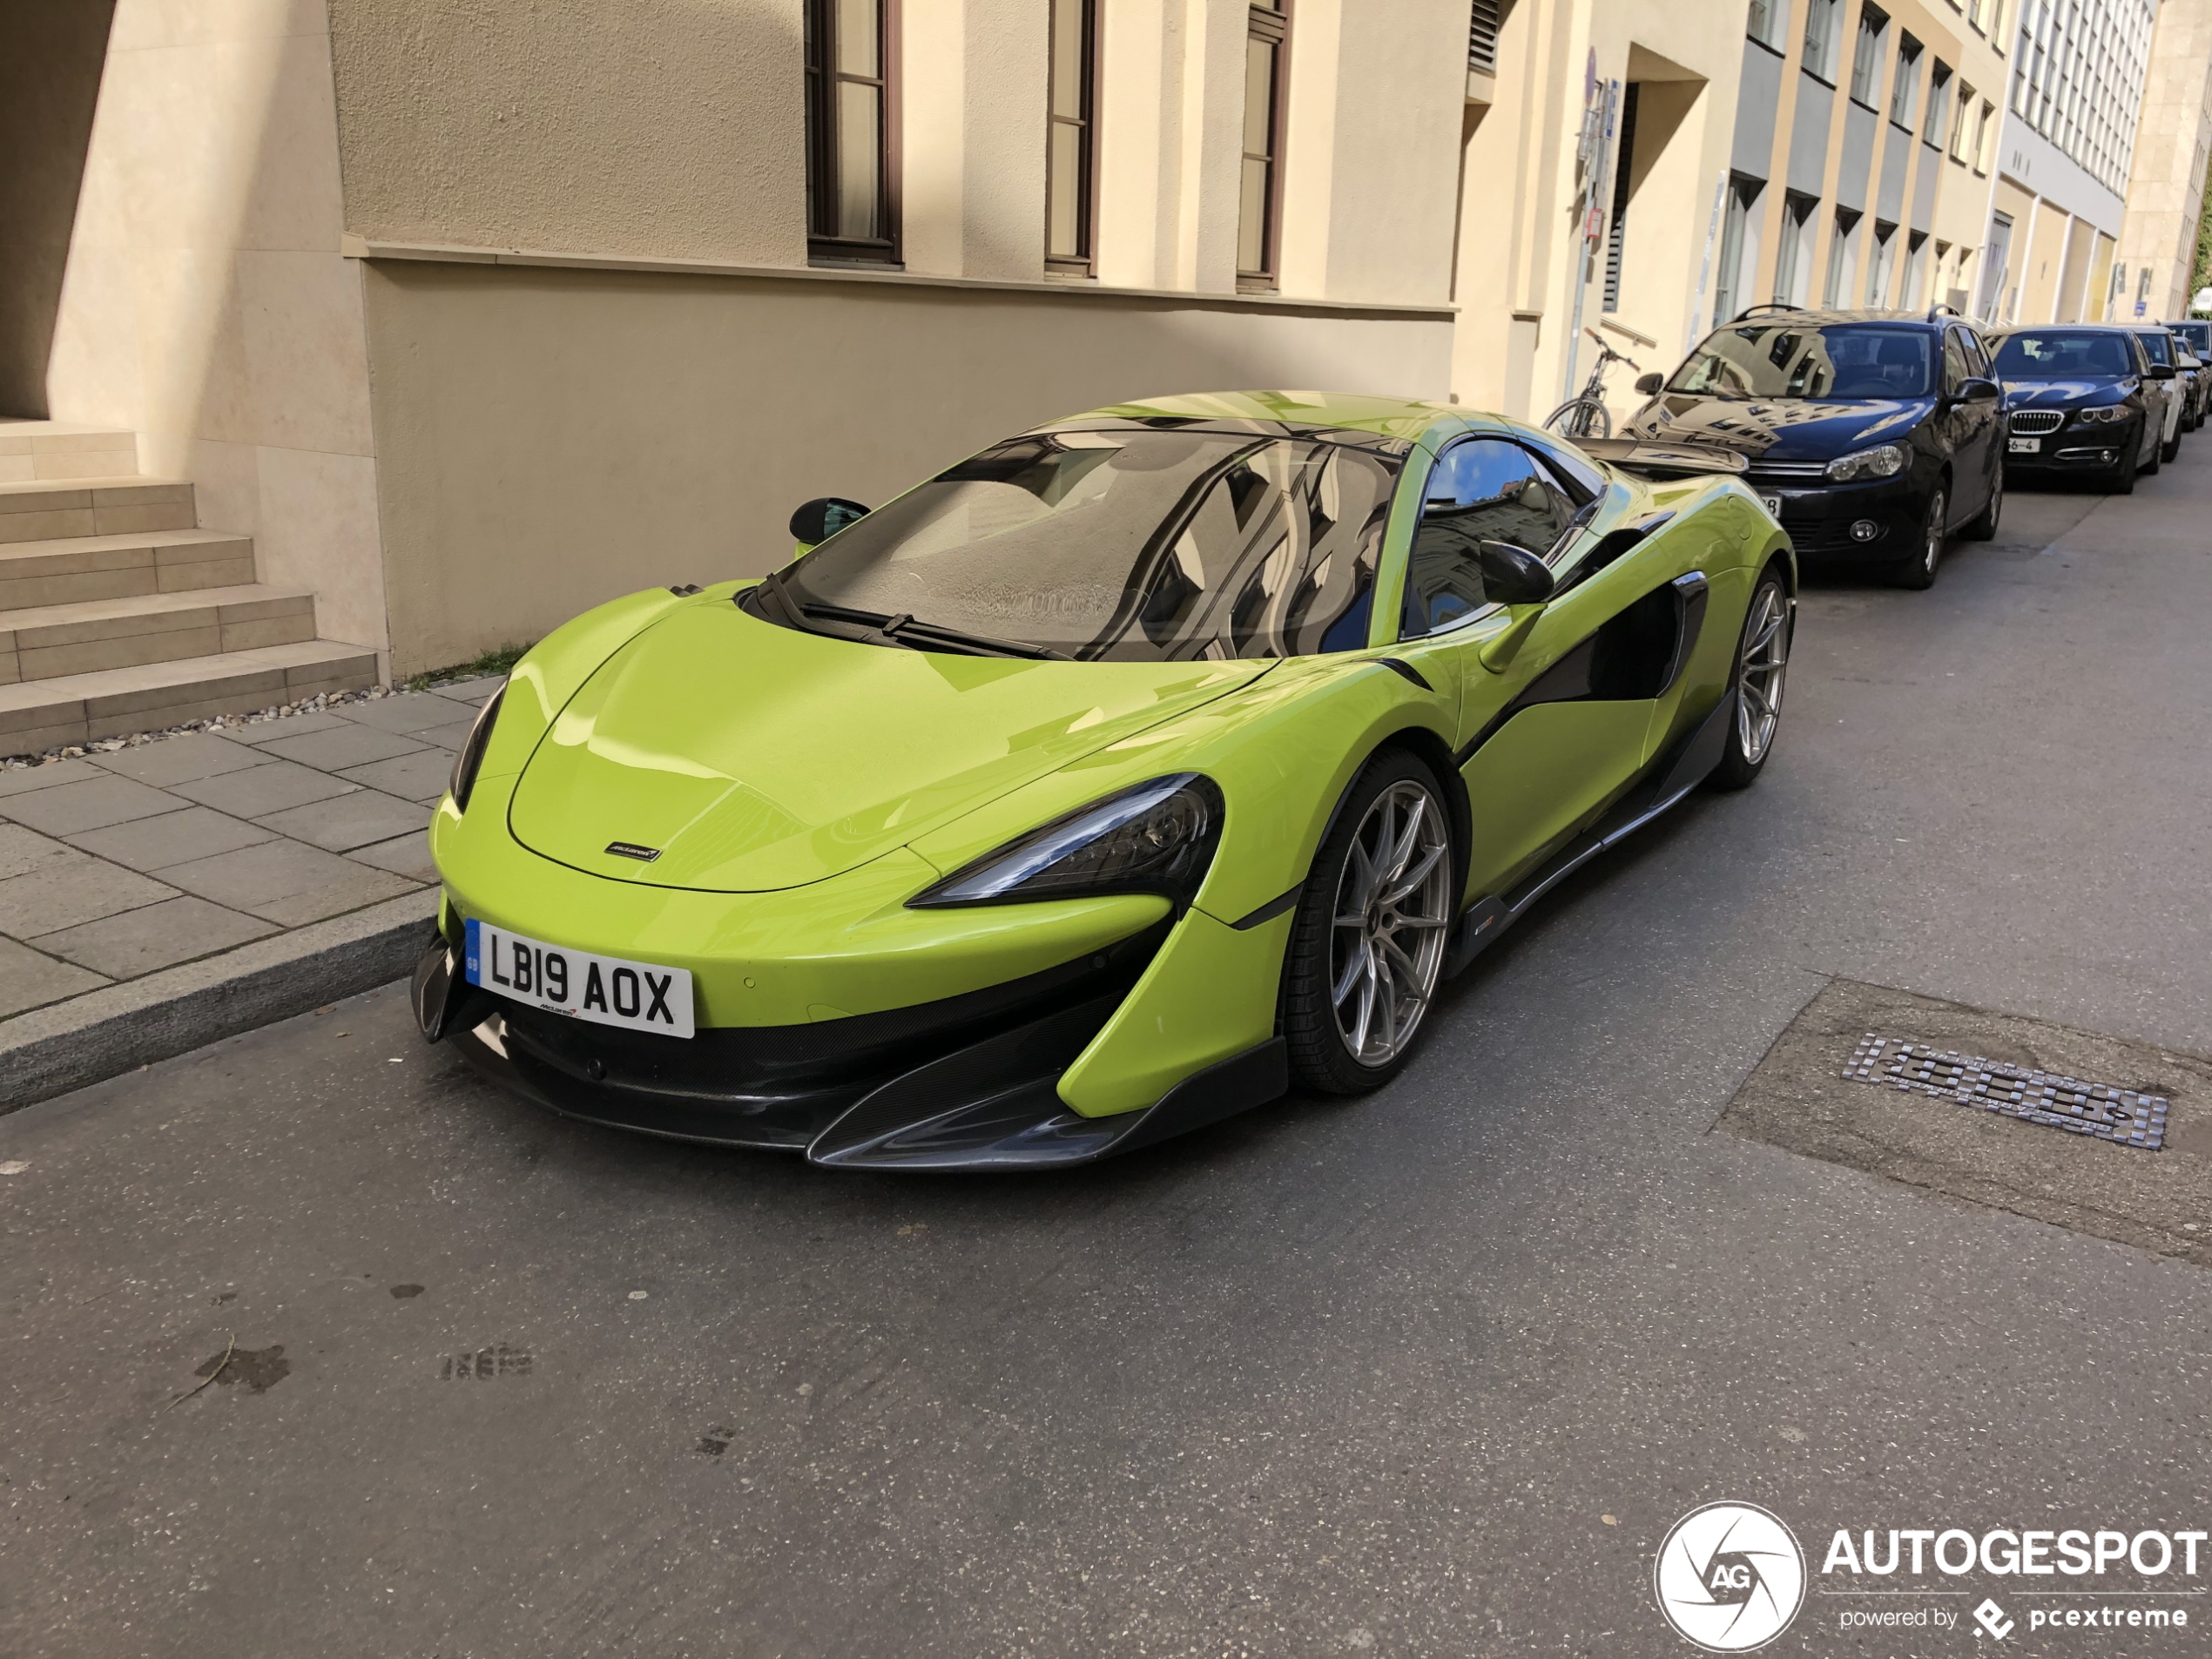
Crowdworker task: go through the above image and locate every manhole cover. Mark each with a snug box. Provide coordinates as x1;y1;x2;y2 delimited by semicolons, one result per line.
1844;1035;2169;1150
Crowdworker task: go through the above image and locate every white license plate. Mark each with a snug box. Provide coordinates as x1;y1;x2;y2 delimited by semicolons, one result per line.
2008;436;2041;454
1759;493;1783;517
465;919;695;1038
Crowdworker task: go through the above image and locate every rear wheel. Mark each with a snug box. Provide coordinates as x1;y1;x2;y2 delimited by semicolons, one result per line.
1890;486;1947;590
1282;753;1458;1095
1544;398;1612;441
1706;570;1791;792
1960;466;2002;541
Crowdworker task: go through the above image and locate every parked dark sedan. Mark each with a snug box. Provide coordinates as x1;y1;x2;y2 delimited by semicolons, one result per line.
1990;325;2170;495
2128;327;2189;462
1625;307;2001;590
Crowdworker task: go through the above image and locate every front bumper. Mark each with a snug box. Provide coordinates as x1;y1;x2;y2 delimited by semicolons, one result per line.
2000;426;2133;472
413;928;1286;1170
1750;473;1921;561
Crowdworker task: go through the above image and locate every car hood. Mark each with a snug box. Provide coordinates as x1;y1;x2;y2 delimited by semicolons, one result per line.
507;601;1269;892
2001;378;2134;408
1629;395;1931;461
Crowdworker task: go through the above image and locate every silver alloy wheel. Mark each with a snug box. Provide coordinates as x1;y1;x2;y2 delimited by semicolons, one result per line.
1920;489;1946;579
1736;582;1790;765
1329;779;1453;1068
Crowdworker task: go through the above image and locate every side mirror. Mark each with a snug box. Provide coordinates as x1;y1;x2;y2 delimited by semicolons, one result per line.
2148;363;2177;381
1477;540;1556;606
789;496;872;545
1956;376;2000;401
1633;372;1665;396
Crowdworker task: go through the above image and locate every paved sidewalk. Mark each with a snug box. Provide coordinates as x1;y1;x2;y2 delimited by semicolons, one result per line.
0;678;494;1021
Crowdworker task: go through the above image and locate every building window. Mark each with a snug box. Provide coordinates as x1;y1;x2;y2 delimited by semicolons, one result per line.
1602;83;1640;312
1714;176;1764;324
1978;212;2012;319
1903;229;1929;305
1949;79;1976;160
1776;193;1818;305
1803;0;1841;81
1238;2;1289;291
1046;0;1098;273
805;0;898;265
1865;220;1897;305
1925;63;1952;146
1849;5;1889;107
1824;206;1862;305
1747;0;1790;51
1891;33;1921;128
1974;98;1995;172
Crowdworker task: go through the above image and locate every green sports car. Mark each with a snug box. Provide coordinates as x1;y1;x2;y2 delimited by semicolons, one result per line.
413;392;1792;1170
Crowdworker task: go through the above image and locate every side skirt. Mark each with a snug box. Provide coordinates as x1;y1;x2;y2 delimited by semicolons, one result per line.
1444;687;1736;977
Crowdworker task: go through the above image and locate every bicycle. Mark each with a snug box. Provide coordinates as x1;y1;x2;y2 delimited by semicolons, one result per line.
1545;328;1641;440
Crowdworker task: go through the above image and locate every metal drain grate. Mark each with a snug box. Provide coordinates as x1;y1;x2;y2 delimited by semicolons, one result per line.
1843;1035;2169;1150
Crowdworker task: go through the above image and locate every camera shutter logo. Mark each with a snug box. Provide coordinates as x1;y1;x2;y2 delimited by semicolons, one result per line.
1654;1502;1807;1651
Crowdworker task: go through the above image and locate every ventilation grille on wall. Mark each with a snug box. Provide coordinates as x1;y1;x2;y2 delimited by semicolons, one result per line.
1470;0;1511;74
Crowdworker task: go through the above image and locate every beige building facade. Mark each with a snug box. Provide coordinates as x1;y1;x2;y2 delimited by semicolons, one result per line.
0;0;2176;741
2115;0;2212;323
6;0;1469;695
1985;0;2154;325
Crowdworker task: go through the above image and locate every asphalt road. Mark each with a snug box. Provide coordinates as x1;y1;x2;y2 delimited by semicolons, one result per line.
5;461;2211;1658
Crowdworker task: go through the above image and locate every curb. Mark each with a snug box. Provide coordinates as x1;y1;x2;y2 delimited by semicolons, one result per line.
0;889;441;1114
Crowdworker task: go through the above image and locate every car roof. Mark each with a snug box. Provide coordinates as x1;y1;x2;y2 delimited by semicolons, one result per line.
1044;390;1457;448
1986;321;2136;335
1718;307;1956;329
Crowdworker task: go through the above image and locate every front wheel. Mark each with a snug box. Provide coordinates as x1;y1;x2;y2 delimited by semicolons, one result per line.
1544;398;1612;441
1281;753;1459;1095
1706;570;1791;792
1889;487;1947;590
2161;421;2182;464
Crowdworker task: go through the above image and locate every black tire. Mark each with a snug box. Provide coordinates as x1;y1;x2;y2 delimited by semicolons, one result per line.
1706;568;1791;792
1281;751;1459;1096
2141;424;2162;475
1960;466;2002;541
1890;486;1947;590
2161;421;2182;464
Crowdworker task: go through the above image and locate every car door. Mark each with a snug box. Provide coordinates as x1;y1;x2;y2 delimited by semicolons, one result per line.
1952;327;2002;510
1393;434;1694;901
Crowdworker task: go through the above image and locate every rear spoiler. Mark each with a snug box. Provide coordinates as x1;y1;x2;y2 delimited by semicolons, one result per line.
1575;438;1749;481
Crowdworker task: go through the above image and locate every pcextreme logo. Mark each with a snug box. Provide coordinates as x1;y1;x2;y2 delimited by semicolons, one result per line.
1654;1503;1809;1651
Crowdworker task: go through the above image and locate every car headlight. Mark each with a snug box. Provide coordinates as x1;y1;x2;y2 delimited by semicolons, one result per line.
448;684;506;813
2074;404;2129;424
1824;442;1910;482
910;774;1224;909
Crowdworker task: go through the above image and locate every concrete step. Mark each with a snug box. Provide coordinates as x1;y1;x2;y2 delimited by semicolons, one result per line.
0;421;138;483
0;640;380;754
0;529;258;610
0;476;195;545
0;583;317;685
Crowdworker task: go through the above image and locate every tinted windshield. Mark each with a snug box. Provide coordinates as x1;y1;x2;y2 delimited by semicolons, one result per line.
1992;332;2134;378
2136;331;2175;365
773;429;1402;662
2173;321;2211;352
1668;324;1935;399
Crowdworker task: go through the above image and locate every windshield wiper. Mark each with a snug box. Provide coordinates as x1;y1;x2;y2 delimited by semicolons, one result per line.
792;597;1070;660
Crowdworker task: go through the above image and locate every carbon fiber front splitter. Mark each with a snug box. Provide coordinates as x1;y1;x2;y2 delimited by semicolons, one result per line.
413;935;1286;1171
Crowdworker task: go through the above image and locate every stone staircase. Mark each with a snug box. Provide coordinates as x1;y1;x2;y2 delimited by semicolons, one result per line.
0;421;376;758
